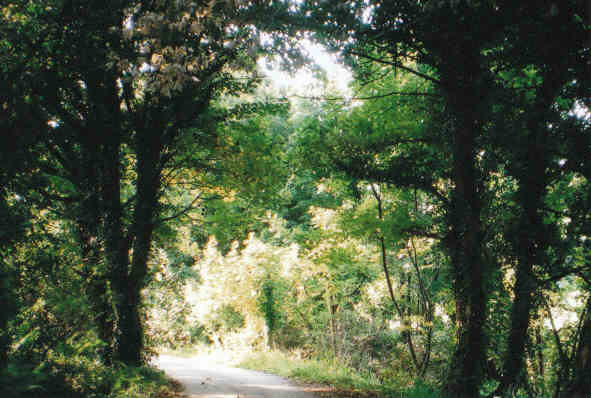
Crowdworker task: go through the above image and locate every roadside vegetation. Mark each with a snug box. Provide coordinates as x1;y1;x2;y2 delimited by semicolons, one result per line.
238;350;439;398
1;348;181;398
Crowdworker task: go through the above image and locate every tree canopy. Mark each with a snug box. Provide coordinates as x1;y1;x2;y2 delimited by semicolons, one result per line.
1;1;589;397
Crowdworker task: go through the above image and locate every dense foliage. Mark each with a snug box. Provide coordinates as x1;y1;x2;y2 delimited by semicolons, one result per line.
1;1;589;397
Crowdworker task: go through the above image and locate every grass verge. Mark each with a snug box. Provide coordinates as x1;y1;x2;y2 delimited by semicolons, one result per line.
237;350;440;398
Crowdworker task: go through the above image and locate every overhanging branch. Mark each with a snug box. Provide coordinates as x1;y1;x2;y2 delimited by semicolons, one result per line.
155;192;202;225
349;50;442;86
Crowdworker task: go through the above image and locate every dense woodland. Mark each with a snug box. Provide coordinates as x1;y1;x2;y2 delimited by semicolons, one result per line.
1;1;590;397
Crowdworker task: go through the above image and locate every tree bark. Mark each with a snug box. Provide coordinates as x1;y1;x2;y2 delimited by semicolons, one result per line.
495;70;561;397
442;68;489;397
102;136;133;364
0;195;15;370
566;295;591;398
78;215;115;364
114;128;162;365
0;266;14;370
77;137;115;364
82;72;137;365
96;103;133;365
444;150;487;397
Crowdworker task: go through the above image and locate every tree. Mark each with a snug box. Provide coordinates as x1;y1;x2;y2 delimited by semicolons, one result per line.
567;292;591;397
296;1;589;395
2;0;295;365
490;4;589;393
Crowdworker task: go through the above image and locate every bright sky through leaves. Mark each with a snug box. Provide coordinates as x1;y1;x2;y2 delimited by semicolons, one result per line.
259;40;352;96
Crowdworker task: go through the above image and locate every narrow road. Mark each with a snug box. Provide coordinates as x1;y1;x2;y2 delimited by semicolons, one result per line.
155;355;321;398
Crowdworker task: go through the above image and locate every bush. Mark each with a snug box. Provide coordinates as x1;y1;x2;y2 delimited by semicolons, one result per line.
1;330;180;398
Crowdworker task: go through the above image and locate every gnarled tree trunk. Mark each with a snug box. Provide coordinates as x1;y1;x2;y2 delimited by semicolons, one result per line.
113;128;162;365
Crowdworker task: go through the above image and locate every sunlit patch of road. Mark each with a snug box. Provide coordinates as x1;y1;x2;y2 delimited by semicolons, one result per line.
155;355;321;398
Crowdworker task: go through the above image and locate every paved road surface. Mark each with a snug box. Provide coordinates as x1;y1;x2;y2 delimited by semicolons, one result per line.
155;355;320;398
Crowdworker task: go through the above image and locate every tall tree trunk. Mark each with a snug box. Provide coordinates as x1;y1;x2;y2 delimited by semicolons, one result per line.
85;73;164;366
0;196;15;370
115;130;162;365
85;74;134;365
98;122;133;366
102;137;132;364
444;134;487;397
494;228;538;396
566;294;591;398
116;199;157;365
77;141;115;364
495;71;560;396
442;70;489;397
78;215;115;364
0;265;15;371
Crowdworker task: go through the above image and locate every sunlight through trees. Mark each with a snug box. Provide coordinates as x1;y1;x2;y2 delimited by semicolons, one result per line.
1;1;589;397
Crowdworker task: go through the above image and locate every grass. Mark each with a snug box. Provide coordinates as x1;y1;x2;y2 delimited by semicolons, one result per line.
106;364;184;398
238;350;367;387
237;350;440;398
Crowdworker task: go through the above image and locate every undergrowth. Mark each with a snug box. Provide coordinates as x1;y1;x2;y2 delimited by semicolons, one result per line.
0;360;182;398
1;332;182;398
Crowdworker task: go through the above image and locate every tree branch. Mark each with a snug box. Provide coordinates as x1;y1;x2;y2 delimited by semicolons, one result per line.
349;50;442;86
155;192;202;225
290;90;440;102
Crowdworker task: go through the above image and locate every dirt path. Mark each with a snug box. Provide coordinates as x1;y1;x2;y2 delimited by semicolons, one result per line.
155;355;321;398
